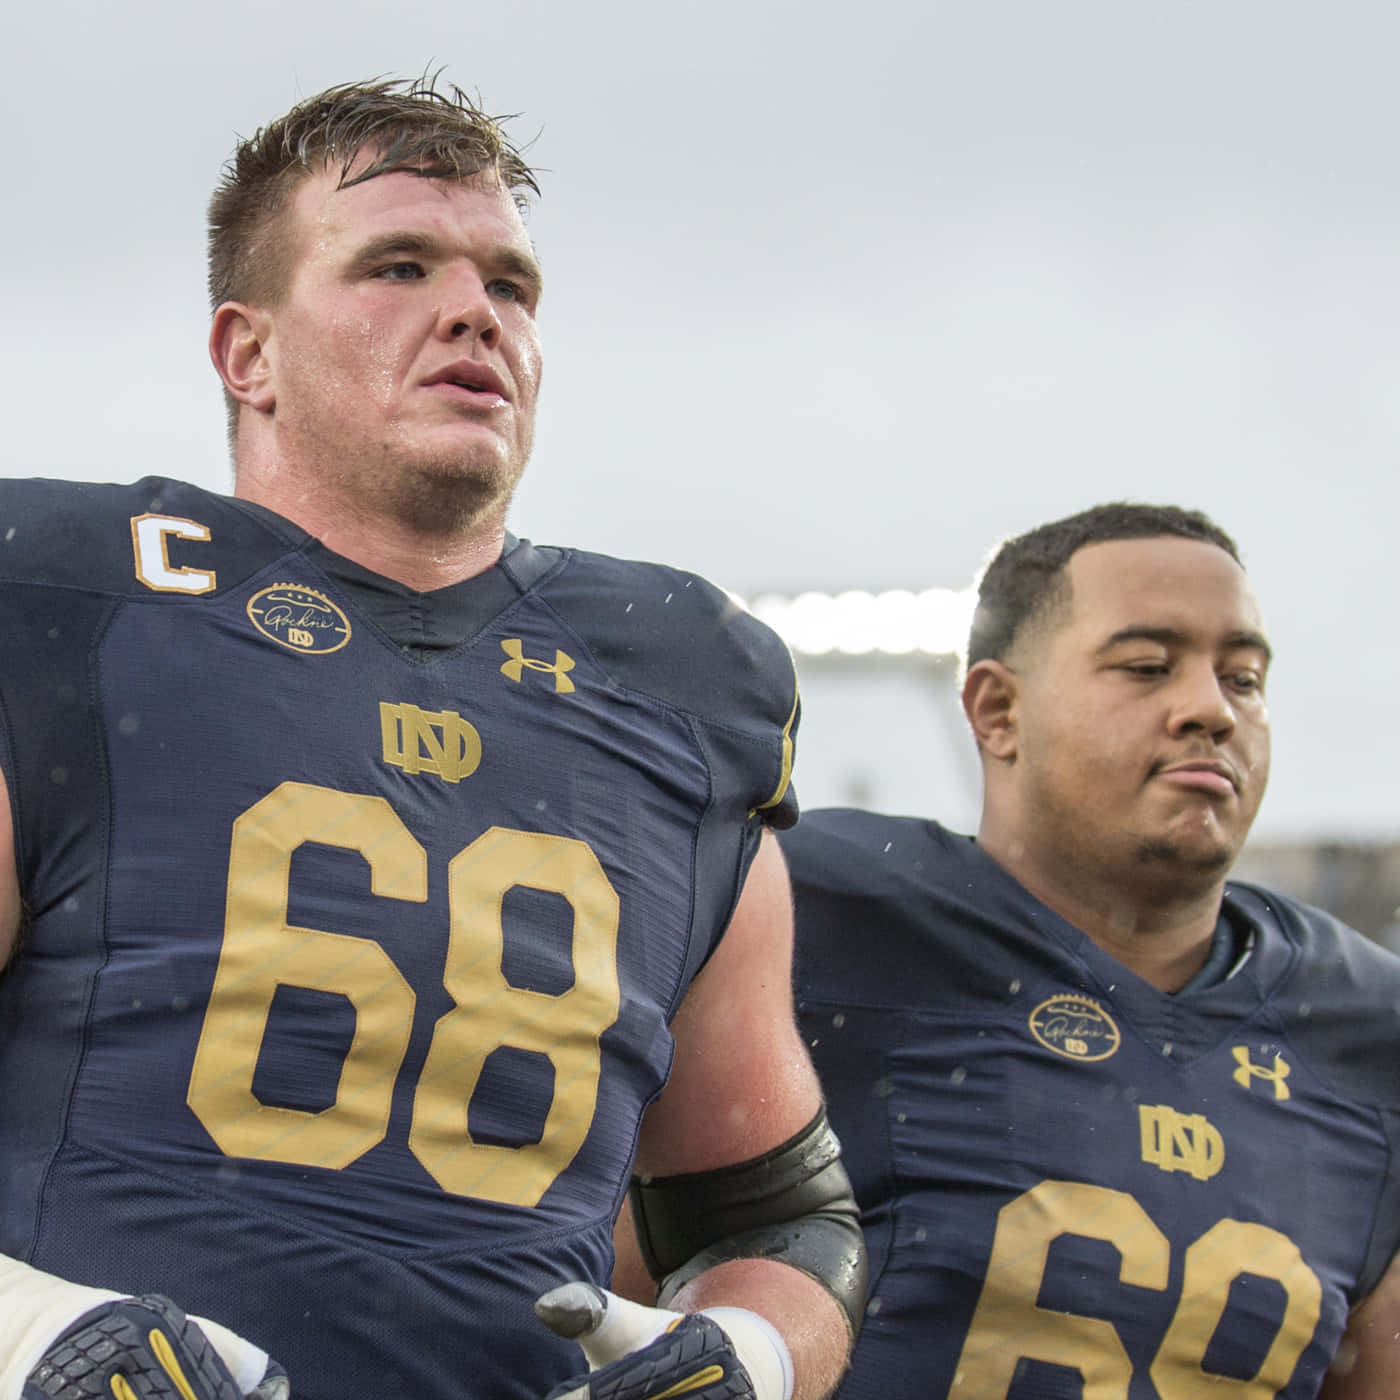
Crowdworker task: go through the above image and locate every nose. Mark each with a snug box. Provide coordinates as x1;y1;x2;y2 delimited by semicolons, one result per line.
437;271;501;348
1167;660;1235;740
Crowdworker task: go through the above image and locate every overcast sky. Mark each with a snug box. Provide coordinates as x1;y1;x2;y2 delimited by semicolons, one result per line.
3;0;1396;839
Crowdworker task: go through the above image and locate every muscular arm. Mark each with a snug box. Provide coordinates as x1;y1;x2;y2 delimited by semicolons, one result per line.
629;831;851;1400
0;766;21;970
1320;1253;1400;1399
610;1204;654;1306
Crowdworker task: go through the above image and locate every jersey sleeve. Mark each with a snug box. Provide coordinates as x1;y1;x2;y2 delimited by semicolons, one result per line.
531;549;801;829
1230;883;1400;1301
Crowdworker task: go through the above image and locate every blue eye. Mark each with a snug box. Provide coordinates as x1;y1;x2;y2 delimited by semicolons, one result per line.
376;262;425;280
487;279;522;302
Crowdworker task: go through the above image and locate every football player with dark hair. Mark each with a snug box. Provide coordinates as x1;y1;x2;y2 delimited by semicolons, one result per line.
783;502;1400;1399
0;76;863;1400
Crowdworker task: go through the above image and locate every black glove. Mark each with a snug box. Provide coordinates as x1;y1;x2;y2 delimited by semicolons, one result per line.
536;1283;791;1400
24;1294;288;1400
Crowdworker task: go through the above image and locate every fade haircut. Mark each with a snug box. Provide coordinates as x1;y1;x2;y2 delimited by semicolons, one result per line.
207;74;541;312
966;503;1242;667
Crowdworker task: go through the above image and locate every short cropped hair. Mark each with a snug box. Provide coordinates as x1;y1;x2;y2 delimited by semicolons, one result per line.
207;74;540;312
966;503;1242;667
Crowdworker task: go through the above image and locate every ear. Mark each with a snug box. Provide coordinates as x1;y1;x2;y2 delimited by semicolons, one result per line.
209;302;275;413
962;659;1020;762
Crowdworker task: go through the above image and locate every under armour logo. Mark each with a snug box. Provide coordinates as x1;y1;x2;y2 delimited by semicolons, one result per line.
500;638;576;694
1232;1046;1291;1101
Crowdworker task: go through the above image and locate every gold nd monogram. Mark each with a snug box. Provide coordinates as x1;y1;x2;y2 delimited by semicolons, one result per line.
380;703;482;784
1138;1104;1225;1181
1232;1045;1292;1100
500;638;577;694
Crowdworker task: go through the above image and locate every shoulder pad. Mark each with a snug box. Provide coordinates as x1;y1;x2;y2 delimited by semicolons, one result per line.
0;477;306;598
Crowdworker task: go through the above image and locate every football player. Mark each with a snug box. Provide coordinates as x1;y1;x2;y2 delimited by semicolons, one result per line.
0;77;863;1400
782;504;1400;1399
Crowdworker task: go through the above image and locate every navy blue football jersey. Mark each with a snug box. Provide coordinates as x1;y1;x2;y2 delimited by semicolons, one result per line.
0;477;799;1400
783;810;1400;1400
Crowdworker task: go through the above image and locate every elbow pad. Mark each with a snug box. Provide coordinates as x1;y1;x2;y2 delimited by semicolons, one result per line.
628;1108;868;1336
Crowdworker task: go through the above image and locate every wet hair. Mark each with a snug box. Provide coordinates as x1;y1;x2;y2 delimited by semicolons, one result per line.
966;502;1242;667
207;74;540;311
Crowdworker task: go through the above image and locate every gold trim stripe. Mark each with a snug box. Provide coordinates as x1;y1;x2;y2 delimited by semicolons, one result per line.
754;660;800;815
652;1365;726;1398
148;1329;202;1400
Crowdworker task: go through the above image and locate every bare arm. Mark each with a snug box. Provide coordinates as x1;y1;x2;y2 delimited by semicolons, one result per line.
1320;1253;1400;1399
610;1202;654;1305
630;830;851;1400
0;766;21;970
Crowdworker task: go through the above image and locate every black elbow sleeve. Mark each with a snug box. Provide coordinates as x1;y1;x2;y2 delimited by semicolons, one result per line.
628;1108;868;1336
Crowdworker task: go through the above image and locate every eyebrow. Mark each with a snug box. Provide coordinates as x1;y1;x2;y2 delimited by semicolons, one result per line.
1097;625;1273;664
350;231;544;294
494;246;546;295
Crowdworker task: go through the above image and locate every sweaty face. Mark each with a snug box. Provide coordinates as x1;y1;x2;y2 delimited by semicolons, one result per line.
257;164;544;534
1006;537;1272;893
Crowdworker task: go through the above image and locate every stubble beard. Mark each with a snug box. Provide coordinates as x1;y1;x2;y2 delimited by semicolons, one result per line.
398;458;521;536
1134;835;1235;874
361;433;531;540
1027;779;1237;913
1133;797;1246;879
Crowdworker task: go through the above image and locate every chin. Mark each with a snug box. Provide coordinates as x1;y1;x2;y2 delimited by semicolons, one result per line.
392;453;524;531
1134;836;1237;874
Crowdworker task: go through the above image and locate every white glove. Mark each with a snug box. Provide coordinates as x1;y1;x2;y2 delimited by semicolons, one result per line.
536;1282;793;1400
0;1255;283;1400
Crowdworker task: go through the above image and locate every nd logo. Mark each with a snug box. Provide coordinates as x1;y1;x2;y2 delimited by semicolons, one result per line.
380;703;482;784
500;639;576;694
1138;1105;1225;1181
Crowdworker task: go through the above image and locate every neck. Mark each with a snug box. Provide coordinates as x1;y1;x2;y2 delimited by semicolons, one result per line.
976;812;1228;993
235;464;508;592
